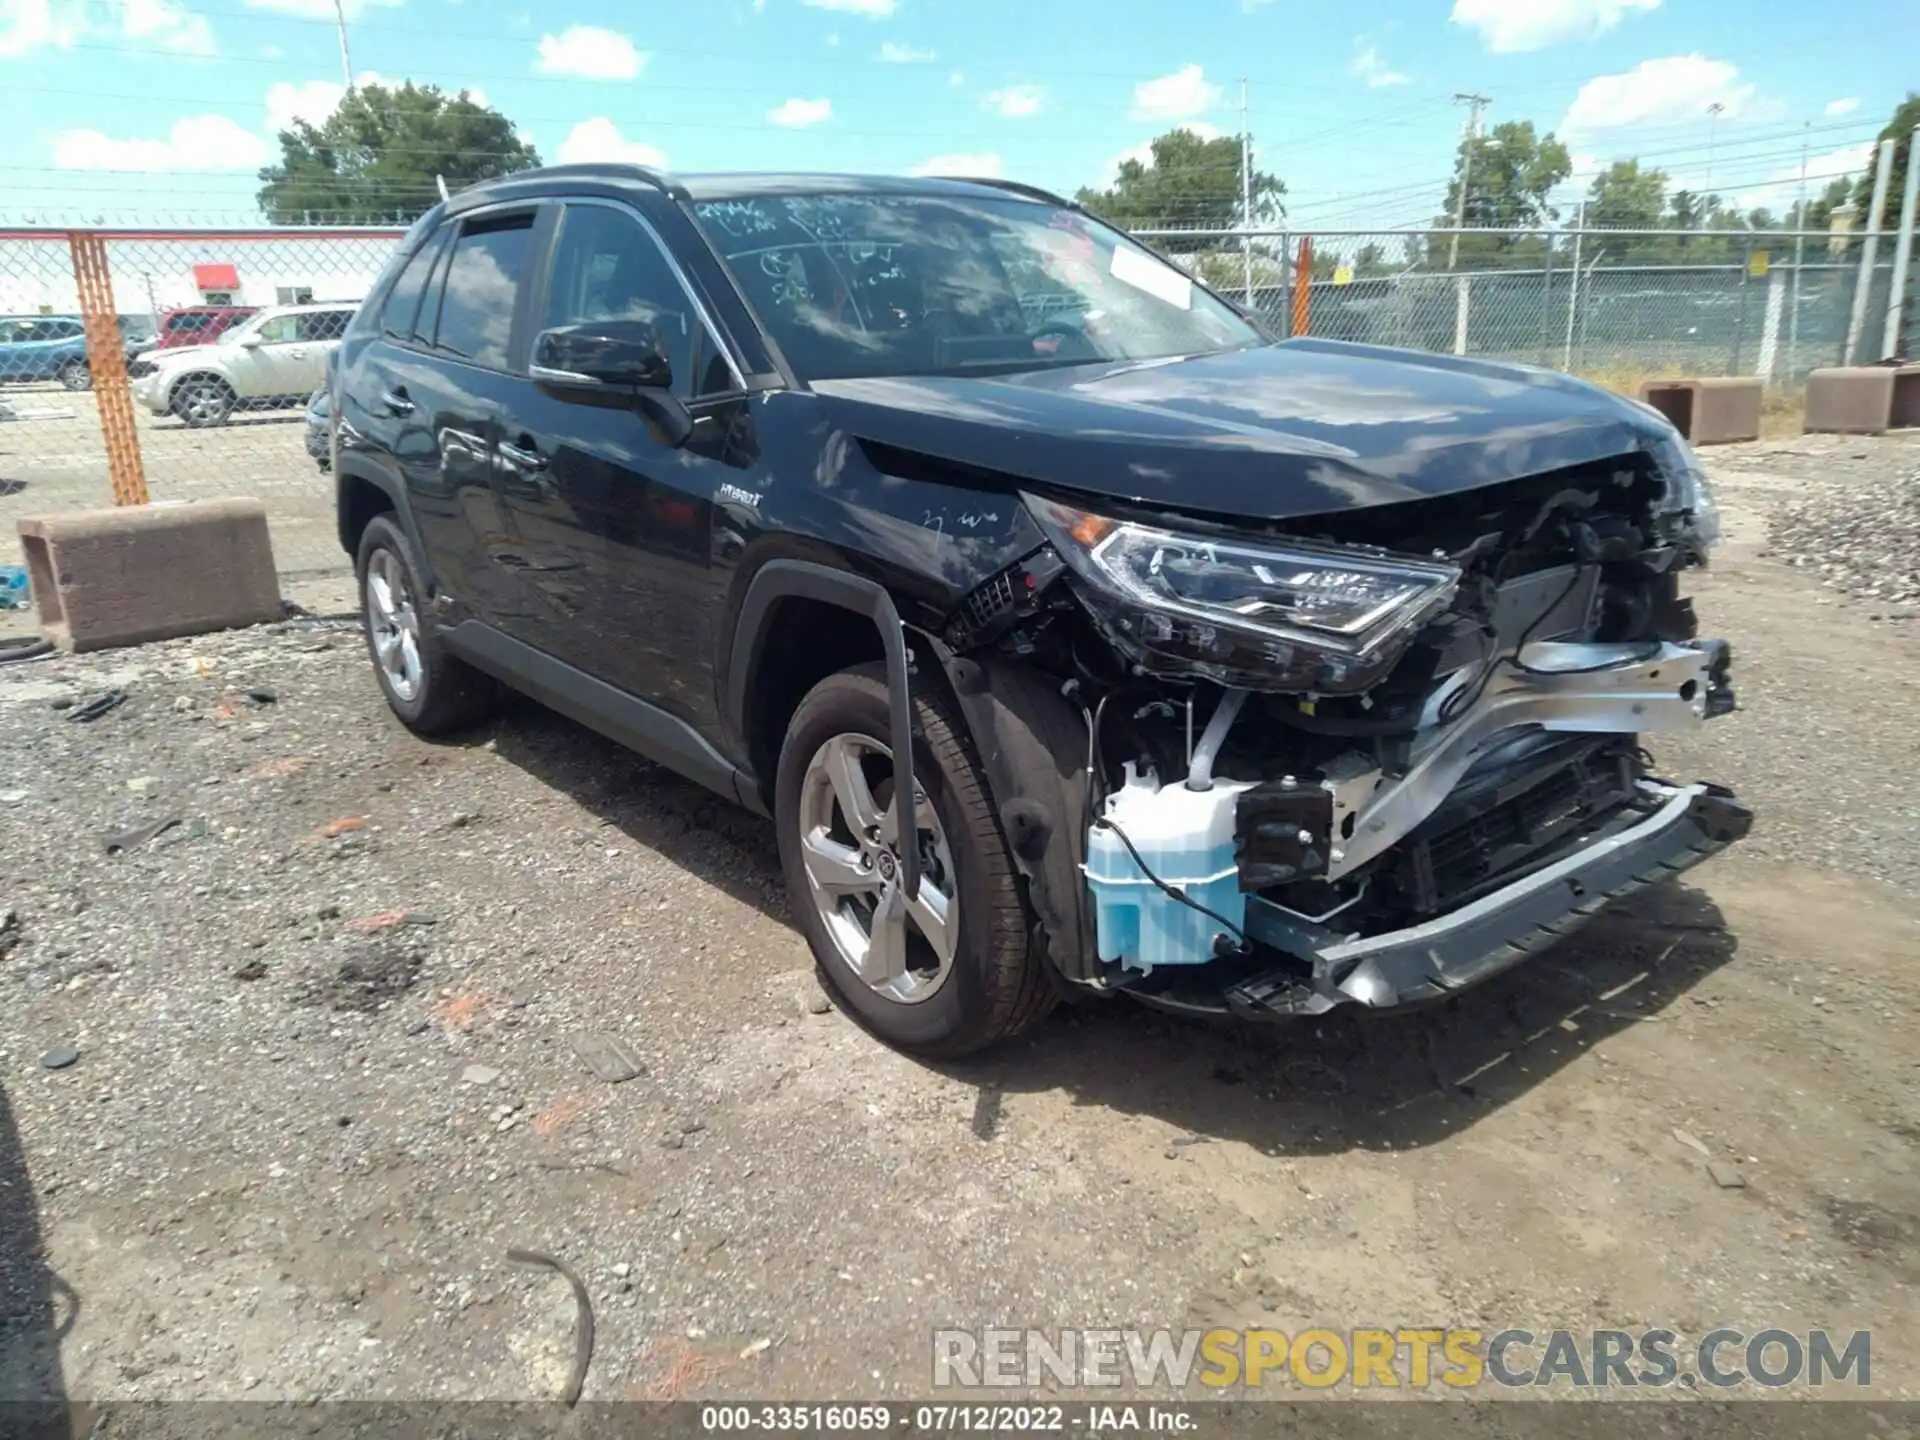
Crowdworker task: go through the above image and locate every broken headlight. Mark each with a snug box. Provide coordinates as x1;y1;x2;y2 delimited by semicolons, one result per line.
1025;495;1460;694
1642;414;1723;550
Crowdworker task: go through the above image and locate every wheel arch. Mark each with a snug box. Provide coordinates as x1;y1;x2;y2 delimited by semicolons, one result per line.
334;460;438;592
725;559;925;898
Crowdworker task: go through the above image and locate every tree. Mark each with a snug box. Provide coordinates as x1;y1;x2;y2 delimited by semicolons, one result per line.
1786;175;1855;233
1587;160;1667;231
1850;93;1920;231
258;83;540;225
1076;127;1285;232
1431;120;1572;267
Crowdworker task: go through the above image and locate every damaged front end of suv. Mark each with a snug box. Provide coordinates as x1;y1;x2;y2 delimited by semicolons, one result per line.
932;408;1749;1020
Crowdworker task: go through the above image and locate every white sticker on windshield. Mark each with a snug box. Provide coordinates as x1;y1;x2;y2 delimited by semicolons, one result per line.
1109;244;1193;311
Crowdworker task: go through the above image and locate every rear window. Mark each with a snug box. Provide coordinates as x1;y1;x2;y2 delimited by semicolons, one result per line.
379;234;444;340
298;309;353;342
431;216;534;370
167;313;209;332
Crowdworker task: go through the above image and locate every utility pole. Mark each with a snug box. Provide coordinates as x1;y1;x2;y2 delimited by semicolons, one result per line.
332;0;354;91
1239;78;1254;307
1448;93;1490;270
1703;101;1726;226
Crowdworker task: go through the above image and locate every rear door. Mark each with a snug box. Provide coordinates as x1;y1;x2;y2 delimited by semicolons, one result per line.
491;195;764;732
352;205;544;622
285;307;355;395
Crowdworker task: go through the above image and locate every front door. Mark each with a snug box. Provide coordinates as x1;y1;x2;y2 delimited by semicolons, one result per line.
491;199;765;736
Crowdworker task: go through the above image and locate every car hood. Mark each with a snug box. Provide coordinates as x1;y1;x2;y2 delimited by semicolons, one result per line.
142;343;221;366
809;338;1672;522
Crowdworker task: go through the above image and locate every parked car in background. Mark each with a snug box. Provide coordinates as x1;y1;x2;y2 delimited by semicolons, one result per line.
130;302;357;427
331;165;1746;1058
154;305;257;350
305;387;331;469
0;315;92;389
119;315;157;363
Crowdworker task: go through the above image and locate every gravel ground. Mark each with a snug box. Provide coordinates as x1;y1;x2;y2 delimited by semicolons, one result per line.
1;434;1917;1407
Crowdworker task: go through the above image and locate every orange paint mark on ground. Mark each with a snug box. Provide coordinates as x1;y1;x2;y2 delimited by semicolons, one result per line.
320;816;366;838
433;992;490;1030
532;1092;593;1137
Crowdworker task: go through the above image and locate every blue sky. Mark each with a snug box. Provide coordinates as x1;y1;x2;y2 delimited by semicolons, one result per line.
0;0;1912;227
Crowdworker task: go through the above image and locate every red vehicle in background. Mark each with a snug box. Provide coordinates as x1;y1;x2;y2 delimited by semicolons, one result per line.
153;305;257;349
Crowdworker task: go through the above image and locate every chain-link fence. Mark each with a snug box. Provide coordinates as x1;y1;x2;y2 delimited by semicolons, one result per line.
1140;226;1913;391
2;227;403;585
3;222;1914;590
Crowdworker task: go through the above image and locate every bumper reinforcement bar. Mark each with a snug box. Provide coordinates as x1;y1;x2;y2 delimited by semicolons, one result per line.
1229;780;1752;1018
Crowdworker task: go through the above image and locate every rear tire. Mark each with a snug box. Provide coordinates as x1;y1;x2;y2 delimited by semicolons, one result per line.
172;374;234;427
355;514;497;735
775;663;1053;1058
57;358;91;391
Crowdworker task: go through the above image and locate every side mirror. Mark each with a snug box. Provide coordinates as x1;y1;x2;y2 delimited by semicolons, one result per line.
239;332;264;348
531;321;692;447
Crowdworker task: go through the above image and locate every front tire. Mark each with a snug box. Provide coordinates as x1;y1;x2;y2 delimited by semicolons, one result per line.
356;514;496;735
57;358;91;391
172;375;234;427
774;664;1053;1058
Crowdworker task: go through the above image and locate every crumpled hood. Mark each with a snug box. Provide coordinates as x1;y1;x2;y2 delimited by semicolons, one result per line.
811;338;1671;522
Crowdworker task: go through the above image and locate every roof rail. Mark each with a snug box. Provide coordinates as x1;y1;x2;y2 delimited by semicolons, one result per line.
455;163;688;204
934;176;1077;208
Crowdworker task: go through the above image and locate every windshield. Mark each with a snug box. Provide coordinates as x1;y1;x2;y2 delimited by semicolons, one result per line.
692;192;1261;382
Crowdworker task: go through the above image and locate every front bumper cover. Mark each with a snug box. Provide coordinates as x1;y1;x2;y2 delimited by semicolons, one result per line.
1226;779;1751;1018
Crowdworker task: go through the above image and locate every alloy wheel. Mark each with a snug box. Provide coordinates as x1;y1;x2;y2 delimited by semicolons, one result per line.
796;732;957;1004
365;547;423;702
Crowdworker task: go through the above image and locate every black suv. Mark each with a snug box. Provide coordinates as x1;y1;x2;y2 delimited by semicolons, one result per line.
332;165;1748;1057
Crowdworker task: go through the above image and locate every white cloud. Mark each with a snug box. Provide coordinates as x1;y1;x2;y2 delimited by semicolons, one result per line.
242;0;399;19
1561;55;1758;139
876;40;934;62
768;96;832;127
267;79;344;132
121;0;214;54
800;0;893;15
556;117;666;167
1;0;82;57
910;152;1003;178
536;24;645;80
1736;140;1876;212
1351;42;1408;88
983;84;1044;119
1451;0;1658;53
1130;64;1221;122
53;114;270;171
1824;97;1860;117
4;0;219;57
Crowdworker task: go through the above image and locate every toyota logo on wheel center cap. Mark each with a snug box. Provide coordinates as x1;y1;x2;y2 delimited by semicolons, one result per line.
876;851;897;881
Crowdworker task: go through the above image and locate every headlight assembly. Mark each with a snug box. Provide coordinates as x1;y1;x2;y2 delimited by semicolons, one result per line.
1025;495;1460;693
1640;413;1722;550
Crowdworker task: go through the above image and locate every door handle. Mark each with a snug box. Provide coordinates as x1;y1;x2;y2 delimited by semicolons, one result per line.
380;387;414;416
499;438;547;471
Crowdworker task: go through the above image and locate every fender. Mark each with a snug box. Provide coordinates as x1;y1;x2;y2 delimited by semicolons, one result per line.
726;559;924;900
924;641;1095;986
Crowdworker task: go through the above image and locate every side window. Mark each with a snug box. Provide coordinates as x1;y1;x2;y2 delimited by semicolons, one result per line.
299;309;352;342
379;233;443;340
51;319;85;340
253;314;298;344
540;205;731;399
433;215;535;370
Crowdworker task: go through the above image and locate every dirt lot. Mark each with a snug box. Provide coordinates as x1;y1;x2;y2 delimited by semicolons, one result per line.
0;384;336;577
1;432;1917;1407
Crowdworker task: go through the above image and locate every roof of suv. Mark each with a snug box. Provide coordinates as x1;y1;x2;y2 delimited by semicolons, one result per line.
449;164;1072;213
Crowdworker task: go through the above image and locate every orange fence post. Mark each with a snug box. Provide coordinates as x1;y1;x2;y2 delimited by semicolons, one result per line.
1291;236;1313;337
67;230;148;506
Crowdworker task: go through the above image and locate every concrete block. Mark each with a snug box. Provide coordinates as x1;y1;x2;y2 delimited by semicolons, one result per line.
1806;367;1894;434
18;498;282;653
1638;376;1764;445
